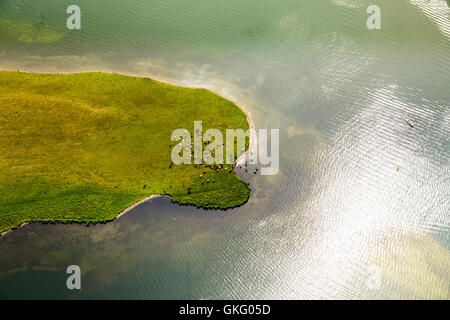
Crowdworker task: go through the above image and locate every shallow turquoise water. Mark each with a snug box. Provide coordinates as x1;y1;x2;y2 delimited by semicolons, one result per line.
0;0;449;299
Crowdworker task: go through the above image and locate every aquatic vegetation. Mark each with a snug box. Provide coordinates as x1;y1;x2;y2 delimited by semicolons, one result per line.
0;18;64;44
0;71;250;234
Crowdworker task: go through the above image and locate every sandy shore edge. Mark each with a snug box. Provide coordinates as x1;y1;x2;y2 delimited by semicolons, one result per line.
0;69;256;236
0;222;29;237
115;195;162;219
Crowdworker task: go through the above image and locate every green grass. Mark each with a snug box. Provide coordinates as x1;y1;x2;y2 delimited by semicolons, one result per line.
0;71;250;234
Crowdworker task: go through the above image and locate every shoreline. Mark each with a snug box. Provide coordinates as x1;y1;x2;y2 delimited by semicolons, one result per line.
0;69;256;236
0;222;29;237
115;195;162;220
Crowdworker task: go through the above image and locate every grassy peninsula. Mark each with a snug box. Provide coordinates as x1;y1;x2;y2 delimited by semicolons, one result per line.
0;71;250;234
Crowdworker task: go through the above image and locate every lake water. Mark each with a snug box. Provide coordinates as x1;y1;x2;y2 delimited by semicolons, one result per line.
0;0;449;299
